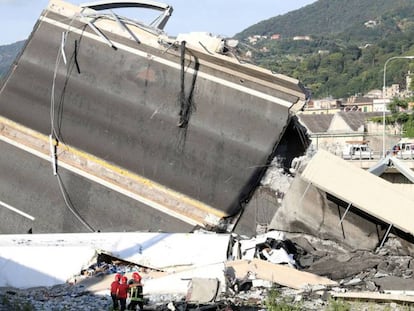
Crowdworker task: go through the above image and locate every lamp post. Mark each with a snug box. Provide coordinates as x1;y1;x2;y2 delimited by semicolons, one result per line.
382;55;414;157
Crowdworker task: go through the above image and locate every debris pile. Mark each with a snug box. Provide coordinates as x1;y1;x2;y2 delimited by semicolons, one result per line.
0;284;110;311
1;231;414;310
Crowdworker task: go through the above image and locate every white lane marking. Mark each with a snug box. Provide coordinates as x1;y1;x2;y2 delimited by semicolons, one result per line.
0;134;202;227
0;200;35;221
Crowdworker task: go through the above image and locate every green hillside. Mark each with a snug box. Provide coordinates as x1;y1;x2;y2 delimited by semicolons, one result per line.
0;40;25;79
236;0;414;41
235;0;414;99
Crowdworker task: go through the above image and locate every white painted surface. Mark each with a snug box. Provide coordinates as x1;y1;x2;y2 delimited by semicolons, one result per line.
0;232;231;289
0;246;96;288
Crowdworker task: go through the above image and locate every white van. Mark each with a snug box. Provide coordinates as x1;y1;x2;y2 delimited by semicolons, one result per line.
342;143;373;160
393;139;414;159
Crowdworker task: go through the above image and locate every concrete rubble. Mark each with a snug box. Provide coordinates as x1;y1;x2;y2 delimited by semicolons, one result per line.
1;230;414;310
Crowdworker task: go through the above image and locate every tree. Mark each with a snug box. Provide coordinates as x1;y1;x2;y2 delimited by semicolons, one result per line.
389;97;409;113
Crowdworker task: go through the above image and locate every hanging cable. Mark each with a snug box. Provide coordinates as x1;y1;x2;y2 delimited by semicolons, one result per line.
50;13;78;141
49;14;96;232
177;40;187;128
56;173;95;232
177;41;198;129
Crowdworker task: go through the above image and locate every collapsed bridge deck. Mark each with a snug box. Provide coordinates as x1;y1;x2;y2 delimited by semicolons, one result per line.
0;0;309;233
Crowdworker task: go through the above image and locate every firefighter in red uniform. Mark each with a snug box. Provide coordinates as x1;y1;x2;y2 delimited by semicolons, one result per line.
117;276;129;311
110;273;122;310
128;272;144;310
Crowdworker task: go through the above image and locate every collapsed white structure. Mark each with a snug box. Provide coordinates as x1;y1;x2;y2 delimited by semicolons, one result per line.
0;232;231;289
0;231;337;300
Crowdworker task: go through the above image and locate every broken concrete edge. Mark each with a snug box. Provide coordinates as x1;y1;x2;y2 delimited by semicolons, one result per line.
226;258;338;290
0;115;224;228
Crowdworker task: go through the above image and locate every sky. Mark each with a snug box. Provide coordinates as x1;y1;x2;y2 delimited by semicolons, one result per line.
0;0;316;45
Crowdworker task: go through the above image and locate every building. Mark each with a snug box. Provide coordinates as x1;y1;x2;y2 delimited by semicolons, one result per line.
293;36;311;41
364;89;382;98
384;84;400;98
343;96;374;112
298;111;389;157
373;98;391;112
270;34;281;40
302;98;342;114
364;20;378;28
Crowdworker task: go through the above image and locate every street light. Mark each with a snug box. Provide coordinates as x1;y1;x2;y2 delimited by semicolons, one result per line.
382;55;414;157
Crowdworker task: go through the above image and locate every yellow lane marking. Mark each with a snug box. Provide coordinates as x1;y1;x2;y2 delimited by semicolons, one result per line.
0;116;227;220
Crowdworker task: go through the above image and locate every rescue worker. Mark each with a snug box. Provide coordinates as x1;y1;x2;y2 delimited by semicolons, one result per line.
110;273;122;310
117;276;129;311
128;271;144;310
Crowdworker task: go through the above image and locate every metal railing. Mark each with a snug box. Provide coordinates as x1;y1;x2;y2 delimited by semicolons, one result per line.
341;149;414;160
391;149;414;160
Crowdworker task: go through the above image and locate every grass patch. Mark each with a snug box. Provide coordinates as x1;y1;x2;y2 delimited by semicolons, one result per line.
325;298;351;311
265;288;303;311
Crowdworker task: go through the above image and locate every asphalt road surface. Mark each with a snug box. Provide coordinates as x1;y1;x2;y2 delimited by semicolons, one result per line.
0;140;194;234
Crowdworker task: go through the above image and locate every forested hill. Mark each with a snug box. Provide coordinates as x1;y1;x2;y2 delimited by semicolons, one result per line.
236;0;414;42
234;0;414;99
0;41;25;79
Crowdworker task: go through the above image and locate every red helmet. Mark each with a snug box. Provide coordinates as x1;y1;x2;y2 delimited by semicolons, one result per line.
132;272;142;282
121;276;128;284
115;273;122;281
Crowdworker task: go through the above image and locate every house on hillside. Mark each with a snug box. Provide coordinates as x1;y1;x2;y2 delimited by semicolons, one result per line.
384;84;400;99
373;98;391;112
364;20;378;28
270;34;281;40
365;89;382;98
318;50;330;55
343;96;373;112
293;36;311;41
303;98;342;114
406;71;413;95
247;35;268;45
